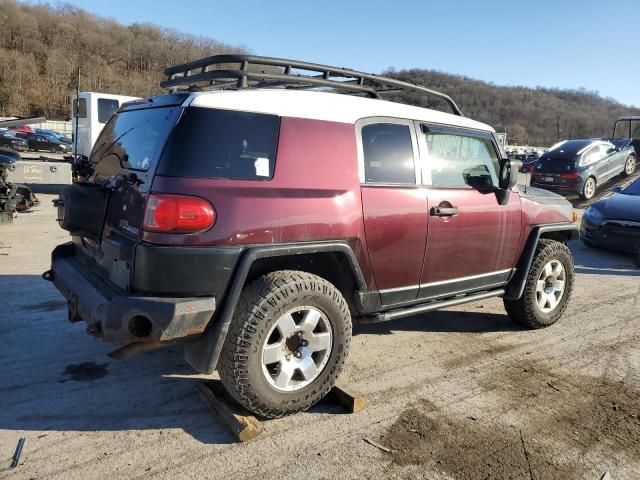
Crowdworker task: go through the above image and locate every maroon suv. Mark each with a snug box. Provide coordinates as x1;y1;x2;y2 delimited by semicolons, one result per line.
47;56;578;418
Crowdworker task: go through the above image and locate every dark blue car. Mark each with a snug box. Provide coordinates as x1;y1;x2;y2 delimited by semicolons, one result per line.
581;177;640;257
531;139;636;200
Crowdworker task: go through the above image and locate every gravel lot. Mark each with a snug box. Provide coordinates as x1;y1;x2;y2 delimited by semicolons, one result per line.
1;192;639;480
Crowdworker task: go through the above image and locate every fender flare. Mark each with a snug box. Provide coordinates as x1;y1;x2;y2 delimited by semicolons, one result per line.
184;241;367;374
503;223;579;301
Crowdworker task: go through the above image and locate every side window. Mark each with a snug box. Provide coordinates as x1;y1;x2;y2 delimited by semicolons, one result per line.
361;123;415;184
582;146;603;165
97;98;120;124
73;98;87;118
422;128;500;187
600;143;614;156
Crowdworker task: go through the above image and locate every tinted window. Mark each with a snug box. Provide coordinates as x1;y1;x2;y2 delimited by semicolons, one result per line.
97;98;120;124
158;107;280;180
73;98;87;118
423;130;500;187
92;106;180;171
362;123;415;184
537;157;576;173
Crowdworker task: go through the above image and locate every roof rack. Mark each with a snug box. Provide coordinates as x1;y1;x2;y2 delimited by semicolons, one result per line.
162;54;464;117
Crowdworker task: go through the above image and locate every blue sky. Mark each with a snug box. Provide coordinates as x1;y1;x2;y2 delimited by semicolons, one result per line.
47;0;640;107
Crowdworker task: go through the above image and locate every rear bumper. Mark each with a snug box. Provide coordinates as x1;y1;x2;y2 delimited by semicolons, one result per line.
530;180;581;195
49;243;216;344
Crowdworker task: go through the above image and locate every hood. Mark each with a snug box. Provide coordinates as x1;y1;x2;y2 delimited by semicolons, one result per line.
518;185;574;221
0;148;20;165
594;193;640;222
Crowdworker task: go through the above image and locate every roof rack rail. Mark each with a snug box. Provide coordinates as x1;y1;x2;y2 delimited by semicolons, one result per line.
162;54;464;116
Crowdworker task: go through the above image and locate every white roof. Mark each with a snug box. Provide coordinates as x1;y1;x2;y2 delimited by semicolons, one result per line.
186;89;494;132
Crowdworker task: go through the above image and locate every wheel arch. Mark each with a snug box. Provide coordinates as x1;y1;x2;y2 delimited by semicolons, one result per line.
503;224;578;301
184;242;367;374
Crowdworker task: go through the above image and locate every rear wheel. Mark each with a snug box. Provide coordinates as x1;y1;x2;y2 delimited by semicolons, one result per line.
581;177;596;200
218;270;351;419
504;239;575;329
623;155;636;176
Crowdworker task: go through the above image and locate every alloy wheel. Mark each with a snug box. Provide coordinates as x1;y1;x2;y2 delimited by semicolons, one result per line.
536;259;567;314
261;306;333;392
625;157;636;175
583;178;596;199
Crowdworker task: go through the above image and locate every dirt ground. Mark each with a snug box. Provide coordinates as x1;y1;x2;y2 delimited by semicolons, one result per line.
1;192;639;480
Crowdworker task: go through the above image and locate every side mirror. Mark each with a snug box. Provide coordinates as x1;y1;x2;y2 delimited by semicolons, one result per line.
611;186;622;193
499;158;520;190
606;147;617;155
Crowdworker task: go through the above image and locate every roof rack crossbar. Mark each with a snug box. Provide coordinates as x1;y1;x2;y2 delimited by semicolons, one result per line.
162;54;463;116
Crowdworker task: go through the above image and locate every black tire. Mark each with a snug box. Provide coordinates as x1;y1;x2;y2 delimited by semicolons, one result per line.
580;177;596;200
623;155;636;177
218;270;351;419
504;239;575;329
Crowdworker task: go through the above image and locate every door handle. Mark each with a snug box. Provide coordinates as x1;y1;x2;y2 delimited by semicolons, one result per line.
430;206;459;216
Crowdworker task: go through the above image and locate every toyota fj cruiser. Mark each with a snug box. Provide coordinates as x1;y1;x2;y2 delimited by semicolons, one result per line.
47;55;578;418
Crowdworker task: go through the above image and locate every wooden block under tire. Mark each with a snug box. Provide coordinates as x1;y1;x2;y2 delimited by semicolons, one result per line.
330;382;367;413
196;380;264;442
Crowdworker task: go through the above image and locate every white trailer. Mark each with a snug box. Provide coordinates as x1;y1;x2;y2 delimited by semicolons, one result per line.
71;92;140;158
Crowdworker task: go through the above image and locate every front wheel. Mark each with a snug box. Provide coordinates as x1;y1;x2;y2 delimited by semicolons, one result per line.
218;270;352;419
623;156;636;176
504;239;575;329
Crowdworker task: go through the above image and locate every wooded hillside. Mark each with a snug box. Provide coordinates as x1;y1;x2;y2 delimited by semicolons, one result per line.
0;0;244;118
385;69;640;145
1;0;638;146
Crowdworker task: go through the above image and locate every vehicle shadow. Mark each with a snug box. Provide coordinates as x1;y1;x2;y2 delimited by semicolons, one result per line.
0;274;240;445
354;309;522;336
0;274;363;444
569;240;639;276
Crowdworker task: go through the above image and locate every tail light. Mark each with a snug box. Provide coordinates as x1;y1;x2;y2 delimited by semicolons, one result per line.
560;172;580;179
143;194;215;233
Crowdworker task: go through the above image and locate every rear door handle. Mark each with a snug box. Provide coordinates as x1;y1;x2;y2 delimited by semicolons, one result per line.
430;206;459;217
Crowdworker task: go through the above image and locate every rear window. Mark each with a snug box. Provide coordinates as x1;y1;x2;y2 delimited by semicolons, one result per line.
158;107;280;180
91;106;180;171
537;157;577;173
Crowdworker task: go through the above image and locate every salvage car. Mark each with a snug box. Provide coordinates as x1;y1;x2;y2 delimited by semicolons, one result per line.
0;148;38;223
519;152;540;173
34;128;72;144
22;133;71;153
581;177;640;255
0;130;28;151
531;139;636;200
46;55;578;419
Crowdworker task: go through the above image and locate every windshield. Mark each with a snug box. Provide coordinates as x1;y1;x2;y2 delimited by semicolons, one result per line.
613;119;640;139
91;106;181;172
622;178;640;196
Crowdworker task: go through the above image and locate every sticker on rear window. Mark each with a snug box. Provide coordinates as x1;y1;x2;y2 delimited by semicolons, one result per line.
255;157;270;177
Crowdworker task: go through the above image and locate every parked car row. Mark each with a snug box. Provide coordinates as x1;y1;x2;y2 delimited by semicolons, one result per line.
531;138;636;200
0;127;72;153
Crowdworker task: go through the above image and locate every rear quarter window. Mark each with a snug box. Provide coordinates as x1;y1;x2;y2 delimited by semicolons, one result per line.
158;107;280;180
